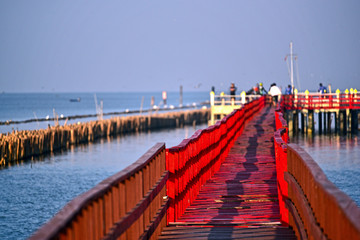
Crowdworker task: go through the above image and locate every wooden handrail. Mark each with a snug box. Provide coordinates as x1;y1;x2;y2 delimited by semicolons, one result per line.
166;97;266;222
210;93;262;106
103;171;169;239
29;143;167;240
287;144;360;240
284;172;324;240
281;93;360;110
274;107;360;240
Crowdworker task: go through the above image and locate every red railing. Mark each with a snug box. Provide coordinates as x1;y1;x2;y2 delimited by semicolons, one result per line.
166;97;266;222
274;107;360;240
29;97;266;239
274;109;289;225
281;93;360;110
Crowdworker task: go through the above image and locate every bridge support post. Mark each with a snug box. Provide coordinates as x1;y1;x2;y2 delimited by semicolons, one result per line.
301;111;305;134
346;109;351;133
293;110;299;135
307;110;314;135
285;110;299;136
351;110;358;134
339;110;346;135
318;112;323;134
335;111;340;133
286;110;293;136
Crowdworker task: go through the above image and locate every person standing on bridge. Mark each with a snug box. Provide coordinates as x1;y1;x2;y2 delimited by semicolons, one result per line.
230;83;237;100
285;85;292;95
246;84;260;95
269;83;282;106
259;82;267;95
318;83;327;93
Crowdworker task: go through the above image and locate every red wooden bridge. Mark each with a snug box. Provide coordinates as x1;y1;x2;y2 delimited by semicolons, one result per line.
160;106;295;239
30;96;360;240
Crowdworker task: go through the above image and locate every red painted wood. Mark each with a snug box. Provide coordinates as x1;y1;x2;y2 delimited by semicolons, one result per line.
281;93;360;110
174;107;283;227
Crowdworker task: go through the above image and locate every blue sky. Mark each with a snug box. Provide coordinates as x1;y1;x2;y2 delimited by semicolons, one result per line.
1;1;359;93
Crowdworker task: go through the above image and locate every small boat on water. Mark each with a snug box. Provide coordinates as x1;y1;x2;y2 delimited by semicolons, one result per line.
69;98;81;102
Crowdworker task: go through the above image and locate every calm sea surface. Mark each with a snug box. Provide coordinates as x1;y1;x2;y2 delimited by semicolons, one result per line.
0;92;359;239
0;92;210;133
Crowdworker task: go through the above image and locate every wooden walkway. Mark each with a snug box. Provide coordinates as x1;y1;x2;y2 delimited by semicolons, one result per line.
160;107;296;239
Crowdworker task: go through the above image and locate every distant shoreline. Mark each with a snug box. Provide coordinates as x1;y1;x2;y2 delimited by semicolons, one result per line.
0;103;210;126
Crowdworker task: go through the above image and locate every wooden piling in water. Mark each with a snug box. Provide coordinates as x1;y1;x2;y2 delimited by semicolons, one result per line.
0;109;210;166
319;111;323;134
301;112;305;134
327;112;332;134
351;110;359;134
294;110;299;134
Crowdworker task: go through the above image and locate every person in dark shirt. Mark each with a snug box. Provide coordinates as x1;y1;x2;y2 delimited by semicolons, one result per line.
259;83;267;95
318;83;327;93
230;83;237;100
285;85;292;95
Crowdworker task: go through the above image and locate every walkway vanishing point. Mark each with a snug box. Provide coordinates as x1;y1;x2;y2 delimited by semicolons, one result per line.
159;107;296;239
30;96;360;240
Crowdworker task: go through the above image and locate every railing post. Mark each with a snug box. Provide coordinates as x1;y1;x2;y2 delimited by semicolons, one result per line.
345;89;349;108
241;91;246;105
210;91;214;107
274;109;290;226
305;90;309;108
336;89;340;108
166;149;175;223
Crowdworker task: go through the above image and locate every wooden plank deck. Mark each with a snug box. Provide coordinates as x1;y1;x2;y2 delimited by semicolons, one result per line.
160;107;296;239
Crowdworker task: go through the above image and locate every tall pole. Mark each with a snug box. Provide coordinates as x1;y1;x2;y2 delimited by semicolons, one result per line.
290;41;294;89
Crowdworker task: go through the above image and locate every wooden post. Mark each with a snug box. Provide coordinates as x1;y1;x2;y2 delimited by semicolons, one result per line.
346;109;351;133
308;110;314;135
305;90;309;108
293;110;299;134
241;91;246;105
340;110;346;135
323;111;327;133
351;110;358;134
318;111;323;134
301;111;305;134
287;110;293;136
335;110;339;133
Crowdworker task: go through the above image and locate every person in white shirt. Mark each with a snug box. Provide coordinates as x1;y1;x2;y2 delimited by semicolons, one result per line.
269;83;282;106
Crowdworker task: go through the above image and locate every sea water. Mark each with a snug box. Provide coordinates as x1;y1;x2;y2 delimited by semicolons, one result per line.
0;91;210;133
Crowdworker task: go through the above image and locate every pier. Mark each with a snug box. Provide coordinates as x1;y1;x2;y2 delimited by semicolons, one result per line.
209;91;261;125
281;92;360;135
29;96;360;240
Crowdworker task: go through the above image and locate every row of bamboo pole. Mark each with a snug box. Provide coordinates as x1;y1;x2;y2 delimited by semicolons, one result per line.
0;109;209;166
